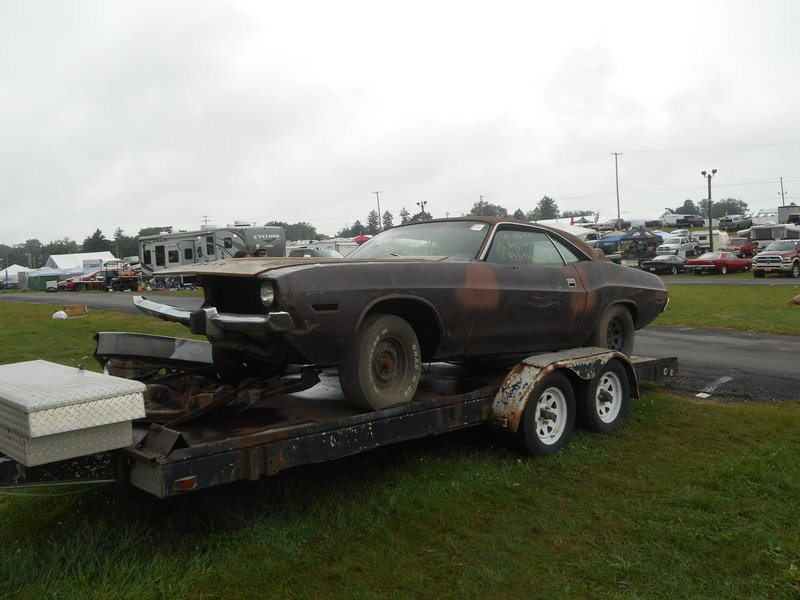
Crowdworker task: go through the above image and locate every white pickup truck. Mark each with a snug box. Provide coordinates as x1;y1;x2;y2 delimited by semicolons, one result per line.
656;236;699;256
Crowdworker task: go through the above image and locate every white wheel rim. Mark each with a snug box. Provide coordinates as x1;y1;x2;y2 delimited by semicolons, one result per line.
534;387;568;445
595;371;623;423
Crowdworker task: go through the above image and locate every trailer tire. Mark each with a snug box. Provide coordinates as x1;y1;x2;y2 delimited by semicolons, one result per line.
516;372;575;456
583;359;630;433
339;314;421;411
587;305;635;355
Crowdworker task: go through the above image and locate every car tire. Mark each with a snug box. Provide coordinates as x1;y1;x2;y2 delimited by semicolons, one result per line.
720;266;728;275
669;266;677;275
587;305;635;355
76;283;87;292
582;360;630;434
339;314;421;411
516;372;575;456
792;263;800;279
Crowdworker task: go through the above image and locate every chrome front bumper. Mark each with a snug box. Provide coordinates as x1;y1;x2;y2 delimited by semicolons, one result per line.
133;296;296;336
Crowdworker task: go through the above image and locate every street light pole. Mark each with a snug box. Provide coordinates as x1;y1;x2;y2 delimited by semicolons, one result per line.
372;191;382;230
701;169;717;251
416;200;428;219
612;152;622;227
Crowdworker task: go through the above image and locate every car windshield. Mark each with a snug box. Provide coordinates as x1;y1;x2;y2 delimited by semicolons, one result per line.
349;221;490;259
653;255;676;262
765;241;797;252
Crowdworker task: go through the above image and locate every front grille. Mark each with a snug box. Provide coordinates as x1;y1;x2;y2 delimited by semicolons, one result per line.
754;256;783;267
202;276;267;314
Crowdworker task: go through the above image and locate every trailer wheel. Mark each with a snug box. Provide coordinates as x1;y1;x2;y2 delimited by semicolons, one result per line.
339;314;421;411
583;359;630;433
587;305;635;355
517;372;575;456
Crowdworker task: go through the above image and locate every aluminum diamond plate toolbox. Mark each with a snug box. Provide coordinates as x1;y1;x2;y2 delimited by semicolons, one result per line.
0;360;145;466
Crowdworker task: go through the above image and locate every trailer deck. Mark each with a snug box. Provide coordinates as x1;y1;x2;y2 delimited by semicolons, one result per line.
0;339;677;498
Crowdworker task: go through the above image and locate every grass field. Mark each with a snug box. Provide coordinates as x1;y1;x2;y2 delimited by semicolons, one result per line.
0;290;799;598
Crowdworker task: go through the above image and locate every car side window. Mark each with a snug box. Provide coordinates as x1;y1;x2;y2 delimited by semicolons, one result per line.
487;230;566;266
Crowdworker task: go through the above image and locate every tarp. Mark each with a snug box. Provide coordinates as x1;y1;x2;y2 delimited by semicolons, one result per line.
44;251;116;270
1;264;29;285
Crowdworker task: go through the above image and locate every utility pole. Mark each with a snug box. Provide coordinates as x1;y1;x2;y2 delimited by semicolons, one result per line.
612;152;622;227
701;169;717;251
372;191;382;230
780;177;787;206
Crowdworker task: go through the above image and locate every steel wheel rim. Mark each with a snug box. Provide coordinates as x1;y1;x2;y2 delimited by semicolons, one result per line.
535;387;567;445
606;318;625;351
595;371;623;423
372;337;407;391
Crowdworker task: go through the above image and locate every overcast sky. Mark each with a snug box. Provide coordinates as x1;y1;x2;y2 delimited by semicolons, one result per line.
2;0;800;245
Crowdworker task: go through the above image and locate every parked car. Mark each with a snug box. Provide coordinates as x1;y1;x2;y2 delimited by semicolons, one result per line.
718;215;752;231
719;237;759;257
656;236;699;256
287;247;344;258
676;214;705;228
639;254;688;275
685;252;752;275
135;217;669;411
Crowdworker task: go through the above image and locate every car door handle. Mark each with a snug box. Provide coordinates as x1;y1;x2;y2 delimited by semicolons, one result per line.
566;278;577;288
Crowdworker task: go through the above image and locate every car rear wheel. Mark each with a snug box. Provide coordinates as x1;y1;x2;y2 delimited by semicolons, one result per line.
516;372;575;456
339;314;421;411
670;266;678;275
587;305;635;355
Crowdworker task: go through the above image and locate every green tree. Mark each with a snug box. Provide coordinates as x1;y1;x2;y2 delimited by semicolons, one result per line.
410;210;432;222
43;237;79;257
265;221;319;241
470;199;508;217
366;210;380;235
137;226;173;238
382;211;394;229
81;229;112;253
709;198;749;219
536;196;559;220
513;208;526;220
350;220;365;236
674;199;699;215
399;207;411;225
16;239;45;268
112;228;138;259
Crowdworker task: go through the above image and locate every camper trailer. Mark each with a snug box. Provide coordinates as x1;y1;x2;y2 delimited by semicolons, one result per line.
138;223;286;278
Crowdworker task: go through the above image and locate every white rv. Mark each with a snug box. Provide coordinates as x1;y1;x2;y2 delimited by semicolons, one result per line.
139;224;286;278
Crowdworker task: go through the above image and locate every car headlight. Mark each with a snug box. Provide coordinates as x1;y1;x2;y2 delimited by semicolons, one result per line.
259;280;276;307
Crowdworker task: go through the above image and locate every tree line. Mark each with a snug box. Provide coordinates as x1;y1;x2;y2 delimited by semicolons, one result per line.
2;196;751;269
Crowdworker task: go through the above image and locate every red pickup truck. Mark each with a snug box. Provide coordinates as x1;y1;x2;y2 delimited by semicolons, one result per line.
57;268;140;292
720;237;759;257
751;240;800;278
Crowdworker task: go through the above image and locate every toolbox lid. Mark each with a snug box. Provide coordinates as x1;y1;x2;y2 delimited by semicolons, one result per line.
0;360;145;413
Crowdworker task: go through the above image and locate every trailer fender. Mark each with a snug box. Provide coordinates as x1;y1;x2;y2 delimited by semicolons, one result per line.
491;347;639;433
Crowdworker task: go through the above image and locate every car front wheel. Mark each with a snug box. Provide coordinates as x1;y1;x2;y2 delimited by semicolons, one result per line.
339;314;421;411
587;305;635;355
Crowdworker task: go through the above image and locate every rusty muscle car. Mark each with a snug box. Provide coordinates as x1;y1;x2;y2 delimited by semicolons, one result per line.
134;218;668;410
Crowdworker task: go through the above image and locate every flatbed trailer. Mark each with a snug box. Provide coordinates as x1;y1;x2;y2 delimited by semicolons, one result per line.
0;334;677;498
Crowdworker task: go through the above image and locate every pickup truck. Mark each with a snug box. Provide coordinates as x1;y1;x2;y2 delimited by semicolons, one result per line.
751;240;800;278
718;215;752;231
656;236;699;256
720;237;759;257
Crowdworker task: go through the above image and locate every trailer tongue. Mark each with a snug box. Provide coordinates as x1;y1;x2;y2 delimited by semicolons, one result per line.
0;333;677;498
